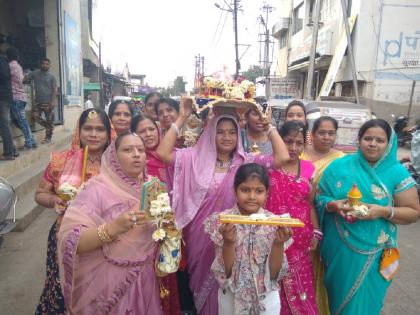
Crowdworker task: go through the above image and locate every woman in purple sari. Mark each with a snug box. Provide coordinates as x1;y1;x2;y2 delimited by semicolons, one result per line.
156;100;290;314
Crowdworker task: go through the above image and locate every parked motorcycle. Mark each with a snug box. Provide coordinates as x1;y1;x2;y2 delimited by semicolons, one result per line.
392;114;418;147
400;130;420;198
0;177;17;246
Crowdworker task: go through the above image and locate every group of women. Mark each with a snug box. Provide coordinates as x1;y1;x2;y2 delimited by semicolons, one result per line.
33;95;420;315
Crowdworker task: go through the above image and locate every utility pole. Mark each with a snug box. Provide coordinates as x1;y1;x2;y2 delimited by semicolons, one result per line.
259;4;274;99
306;0;322;100
340;0;360;103
233;0;240;79
407;80;416;118
99;41;104;108
215;1;241;79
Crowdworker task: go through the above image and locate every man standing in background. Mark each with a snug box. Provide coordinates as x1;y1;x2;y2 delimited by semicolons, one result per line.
24;58;57;144
0;40;16;160
7;47;37;150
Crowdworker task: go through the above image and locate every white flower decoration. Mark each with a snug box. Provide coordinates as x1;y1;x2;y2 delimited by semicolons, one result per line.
152;229;167;241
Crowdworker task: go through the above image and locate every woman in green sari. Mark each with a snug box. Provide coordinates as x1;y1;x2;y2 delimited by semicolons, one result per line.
316;119;420;315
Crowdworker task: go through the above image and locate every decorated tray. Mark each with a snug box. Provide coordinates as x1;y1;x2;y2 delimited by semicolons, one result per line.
197;98;257;114
219;214;305;227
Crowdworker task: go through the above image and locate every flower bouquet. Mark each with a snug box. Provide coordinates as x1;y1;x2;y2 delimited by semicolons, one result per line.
141;178;182;276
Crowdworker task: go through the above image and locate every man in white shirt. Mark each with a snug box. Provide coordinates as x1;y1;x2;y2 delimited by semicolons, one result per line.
84;94;94;110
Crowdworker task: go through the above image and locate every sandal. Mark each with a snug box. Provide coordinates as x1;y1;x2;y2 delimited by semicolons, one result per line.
0;155;15;161
41;138;51;144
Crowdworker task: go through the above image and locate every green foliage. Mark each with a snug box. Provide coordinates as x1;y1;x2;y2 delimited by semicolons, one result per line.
241;65;264;83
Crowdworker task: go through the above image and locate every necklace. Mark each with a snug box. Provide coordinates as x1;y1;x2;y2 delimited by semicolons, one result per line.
216;159;232;169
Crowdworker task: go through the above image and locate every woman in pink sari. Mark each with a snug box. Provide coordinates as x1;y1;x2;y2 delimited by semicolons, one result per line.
58;133;163;314
265;121;320;315
156;99;290;314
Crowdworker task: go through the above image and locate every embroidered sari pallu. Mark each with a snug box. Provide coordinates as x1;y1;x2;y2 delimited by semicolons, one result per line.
316;134;415;315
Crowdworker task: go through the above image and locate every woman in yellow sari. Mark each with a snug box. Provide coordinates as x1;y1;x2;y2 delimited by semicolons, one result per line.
301;116;345;315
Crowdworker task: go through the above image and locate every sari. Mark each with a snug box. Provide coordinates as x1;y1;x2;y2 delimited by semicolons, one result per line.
35;118;108;315
301;150;345;186
301;149;345;315
169;115;272;314
145;134;181;315
315;132;415;315
58;142;162;314
265;160;318;315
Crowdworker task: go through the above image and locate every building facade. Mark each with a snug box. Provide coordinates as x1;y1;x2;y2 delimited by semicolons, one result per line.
272;0;420;119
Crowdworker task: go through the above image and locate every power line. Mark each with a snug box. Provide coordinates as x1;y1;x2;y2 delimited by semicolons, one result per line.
211;9;225;45
215;10;229;47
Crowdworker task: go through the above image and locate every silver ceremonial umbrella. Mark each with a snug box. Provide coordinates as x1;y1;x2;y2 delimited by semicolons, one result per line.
0;177;17;235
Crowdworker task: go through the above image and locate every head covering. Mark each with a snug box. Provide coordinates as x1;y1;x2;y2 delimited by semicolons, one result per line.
53;111;117;189
143;121;168;182
170;114;249;228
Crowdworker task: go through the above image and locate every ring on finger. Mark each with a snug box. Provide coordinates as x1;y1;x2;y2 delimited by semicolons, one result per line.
131;215;137;222
129;211;135;216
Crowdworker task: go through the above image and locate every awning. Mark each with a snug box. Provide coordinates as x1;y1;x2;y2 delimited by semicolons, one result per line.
288;56;331;72
83;82;101;91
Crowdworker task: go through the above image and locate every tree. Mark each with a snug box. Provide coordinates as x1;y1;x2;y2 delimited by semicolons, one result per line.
241;65;264;83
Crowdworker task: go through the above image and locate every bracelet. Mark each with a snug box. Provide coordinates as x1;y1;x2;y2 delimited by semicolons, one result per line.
387;206;396;220
97;224;113;243
267;125;276;138
170;123;180;136
313;229;323;240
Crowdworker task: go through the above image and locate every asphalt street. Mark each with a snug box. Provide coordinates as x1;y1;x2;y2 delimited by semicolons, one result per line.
0;209;419;314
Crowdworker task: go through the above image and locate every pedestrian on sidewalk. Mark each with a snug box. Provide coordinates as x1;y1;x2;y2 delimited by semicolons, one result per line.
0;41;16;161
23;58;57;144
84;94;94;110
7;47;37;150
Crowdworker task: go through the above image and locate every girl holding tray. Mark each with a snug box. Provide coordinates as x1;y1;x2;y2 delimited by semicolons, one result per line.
265;121;319;315
204;163;291;314
156;97;290;314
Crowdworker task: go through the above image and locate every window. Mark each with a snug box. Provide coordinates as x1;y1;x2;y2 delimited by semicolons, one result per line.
292;4;304;35
279;31;288;49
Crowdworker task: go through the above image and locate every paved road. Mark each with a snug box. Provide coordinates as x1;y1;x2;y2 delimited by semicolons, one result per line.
0;209;419;314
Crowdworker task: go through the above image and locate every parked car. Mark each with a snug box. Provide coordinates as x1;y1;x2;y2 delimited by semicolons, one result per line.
305;101;373;153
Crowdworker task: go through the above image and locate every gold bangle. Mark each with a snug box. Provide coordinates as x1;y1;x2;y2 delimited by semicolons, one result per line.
97;224;113;242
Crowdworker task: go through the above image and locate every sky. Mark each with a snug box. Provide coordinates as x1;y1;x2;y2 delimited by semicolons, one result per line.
93;0;279;89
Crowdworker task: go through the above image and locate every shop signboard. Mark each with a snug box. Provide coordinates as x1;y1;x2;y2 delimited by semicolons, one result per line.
64;12;82;105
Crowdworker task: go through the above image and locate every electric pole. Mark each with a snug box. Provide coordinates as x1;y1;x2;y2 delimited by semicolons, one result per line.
340;0;360;103
306;0;322;100
233;0;240;79
215;1;241;79
259;4;274;99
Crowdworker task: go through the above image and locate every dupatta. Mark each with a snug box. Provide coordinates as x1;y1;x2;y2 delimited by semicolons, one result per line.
170;114;251;229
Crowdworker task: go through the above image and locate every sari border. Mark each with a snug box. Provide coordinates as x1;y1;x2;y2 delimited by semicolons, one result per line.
335;215;384;255
334;253;376;315
193;273;217;313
